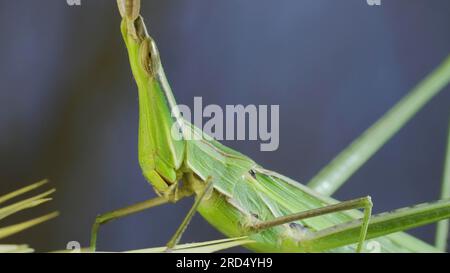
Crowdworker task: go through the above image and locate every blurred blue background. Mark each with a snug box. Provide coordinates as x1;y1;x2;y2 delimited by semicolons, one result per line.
0;0;449;252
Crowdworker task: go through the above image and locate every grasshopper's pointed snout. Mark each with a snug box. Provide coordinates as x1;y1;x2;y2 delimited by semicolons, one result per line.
117;0;142;40
117;0;140;21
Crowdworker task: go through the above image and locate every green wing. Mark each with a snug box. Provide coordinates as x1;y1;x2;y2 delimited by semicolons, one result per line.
248;169;443;252
183;120;443;252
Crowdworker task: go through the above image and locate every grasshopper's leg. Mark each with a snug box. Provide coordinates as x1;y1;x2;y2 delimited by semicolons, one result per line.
165;178;214;251
435;119;450;251
90;196;171;251
248;196;373;252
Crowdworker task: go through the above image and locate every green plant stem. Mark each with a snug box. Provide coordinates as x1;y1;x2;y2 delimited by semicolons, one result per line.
308;54;450;196
435;119;450;251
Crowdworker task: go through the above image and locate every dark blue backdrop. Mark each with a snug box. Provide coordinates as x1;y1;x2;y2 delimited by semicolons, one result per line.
0;0;449;252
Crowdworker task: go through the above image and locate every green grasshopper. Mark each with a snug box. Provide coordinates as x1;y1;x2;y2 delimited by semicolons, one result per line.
90;0;450;253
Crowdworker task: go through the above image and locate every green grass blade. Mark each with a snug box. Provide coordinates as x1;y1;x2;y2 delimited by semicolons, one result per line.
0;199;52;222
0;244;34;253
308;55;450;196
303;199;450;252
0;179;49;205
126;237;253;253
435;120;450;250
53;237;253;253
0;189;55;221
0;212;59;240
0;181;58;253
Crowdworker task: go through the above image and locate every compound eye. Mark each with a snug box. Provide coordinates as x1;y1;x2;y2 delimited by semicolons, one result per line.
139;39;153;75
139;37;161;77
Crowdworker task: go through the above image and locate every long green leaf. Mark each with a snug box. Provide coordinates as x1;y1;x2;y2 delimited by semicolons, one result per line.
308;55;450;196
435;120;450;250
0;244;34;253
0;189;55;221
0;181;57;253
0;212;59;240
53;237;252;253
0;179;48;205
126;237;253;253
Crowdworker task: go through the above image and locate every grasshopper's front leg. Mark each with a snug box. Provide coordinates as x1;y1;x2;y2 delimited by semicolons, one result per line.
90;179;212;252
165;178;214;252
90;195;169;252
90;182;188;251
